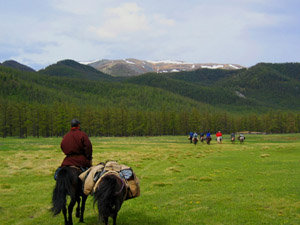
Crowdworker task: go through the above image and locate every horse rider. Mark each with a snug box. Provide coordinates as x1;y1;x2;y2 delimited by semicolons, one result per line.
216;130;223;142
200;132;205;142
189;131;194;143
231;132;235;142
193;132;198;139
205;131;212;144
206;131;211;139
192;132;198;144
60;119;93;169
238;133;245;142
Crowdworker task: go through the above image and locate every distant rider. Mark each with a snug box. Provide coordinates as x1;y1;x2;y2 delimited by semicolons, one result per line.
189;132;194;143
200;132;205;142
216;131;223;140
231;132;235;142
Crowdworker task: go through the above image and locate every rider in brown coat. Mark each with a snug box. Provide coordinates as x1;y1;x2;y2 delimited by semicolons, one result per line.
61;119;93;168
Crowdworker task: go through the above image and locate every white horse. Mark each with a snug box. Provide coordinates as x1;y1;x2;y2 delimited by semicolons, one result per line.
217;136;222;144
238;136;245;144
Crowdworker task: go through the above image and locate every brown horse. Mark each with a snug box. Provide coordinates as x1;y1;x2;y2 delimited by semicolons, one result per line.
206;136;212;144
51;167;87;225
192;137;199;145
231;136;235;143
94;174;127;225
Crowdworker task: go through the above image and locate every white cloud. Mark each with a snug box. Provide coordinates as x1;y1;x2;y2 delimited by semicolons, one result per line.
89;3;148;40
1;0;299;69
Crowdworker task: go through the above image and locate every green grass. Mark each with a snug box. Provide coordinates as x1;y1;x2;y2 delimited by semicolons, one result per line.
1;134;300;224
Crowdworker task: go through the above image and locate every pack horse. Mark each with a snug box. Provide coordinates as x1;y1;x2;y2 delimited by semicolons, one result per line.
94;173;127;225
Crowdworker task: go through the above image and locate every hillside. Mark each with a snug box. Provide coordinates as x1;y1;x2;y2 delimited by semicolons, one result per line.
0;65;212;111
2;60;300;112
1;61;300;137
39;59;114;81
220;63;300;110
123;63;300;111
2;60;35;72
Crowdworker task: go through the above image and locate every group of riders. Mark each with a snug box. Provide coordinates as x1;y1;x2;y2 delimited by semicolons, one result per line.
189;131;245;145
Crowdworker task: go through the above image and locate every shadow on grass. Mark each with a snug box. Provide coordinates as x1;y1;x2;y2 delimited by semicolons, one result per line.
84;208;168;225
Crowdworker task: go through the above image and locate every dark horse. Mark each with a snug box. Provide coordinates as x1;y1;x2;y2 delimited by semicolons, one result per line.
94;174;127;225
192;137;198;145
200;136;205;143
51;167;87;225
206;136;212;145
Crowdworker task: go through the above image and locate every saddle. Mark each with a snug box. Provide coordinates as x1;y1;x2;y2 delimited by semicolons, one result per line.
79;161;140;200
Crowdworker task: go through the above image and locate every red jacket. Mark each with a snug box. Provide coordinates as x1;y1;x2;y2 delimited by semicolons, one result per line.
61;128;93;167
216;132;222;137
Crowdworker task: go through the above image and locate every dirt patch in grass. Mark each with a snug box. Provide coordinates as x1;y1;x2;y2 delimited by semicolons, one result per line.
199;176;213;182
152;182;173;187
165;167;181;173
187;176;198;181
261;154;270;158
196;153;205;158
0;184;11;189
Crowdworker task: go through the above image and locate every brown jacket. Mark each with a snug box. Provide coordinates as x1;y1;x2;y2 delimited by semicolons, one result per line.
61;128;92;167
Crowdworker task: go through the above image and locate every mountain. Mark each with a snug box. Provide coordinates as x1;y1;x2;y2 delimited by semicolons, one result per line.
39;59;114;81
2;60;35;72
123;63;300;112
1;59;300;112
0;63;212;111
84;58;245;77
220;63;300;110
1;60;300;137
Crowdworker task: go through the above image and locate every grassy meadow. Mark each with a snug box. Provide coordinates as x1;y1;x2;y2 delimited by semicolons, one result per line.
0;134;300;225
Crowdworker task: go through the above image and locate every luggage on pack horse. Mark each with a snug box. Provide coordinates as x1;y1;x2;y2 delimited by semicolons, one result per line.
79;161;140;200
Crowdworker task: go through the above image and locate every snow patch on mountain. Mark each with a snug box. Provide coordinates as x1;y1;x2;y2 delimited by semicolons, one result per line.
124;59;135;64
146;60;192;65
229;64;240;69
79;60;99;65
201;65;224;69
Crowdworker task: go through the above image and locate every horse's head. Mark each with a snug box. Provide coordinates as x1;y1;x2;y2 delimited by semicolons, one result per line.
94;174;126;225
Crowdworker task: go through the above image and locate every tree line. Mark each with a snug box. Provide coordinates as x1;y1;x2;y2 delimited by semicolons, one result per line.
1;100;300;138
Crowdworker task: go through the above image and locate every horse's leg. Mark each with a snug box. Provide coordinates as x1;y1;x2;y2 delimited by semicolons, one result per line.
68;198;76;225
113;214;117;225
63;206;68;225
79;195;87;223
104;216;109;225
76;196;81;218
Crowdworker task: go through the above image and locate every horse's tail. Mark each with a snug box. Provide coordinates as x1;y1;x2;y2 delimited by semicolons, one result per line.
94;175;119;219
51;167;74;215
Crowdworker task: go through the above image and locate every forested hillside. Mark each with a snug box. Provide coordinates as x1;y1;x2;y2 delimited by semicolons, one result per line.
39;60;114;81
2;60;35;72
1;61;300;137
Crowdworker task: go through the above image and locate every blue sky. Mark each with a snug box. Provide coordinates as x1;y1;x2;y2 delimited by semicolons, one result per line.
1;0;300;70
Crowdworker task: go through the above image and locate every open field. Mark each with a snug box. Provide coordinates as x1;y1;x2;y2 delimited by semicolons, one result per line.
0;134;300;225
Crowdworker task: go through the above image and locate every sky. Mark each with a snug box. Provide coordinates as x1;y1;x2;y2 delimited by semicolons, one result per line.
1;0;300;70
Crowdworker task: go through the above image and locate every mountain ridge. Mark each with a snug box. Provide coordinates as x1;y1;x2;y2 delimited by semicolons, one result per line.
84;58;245;77
1;60;35;72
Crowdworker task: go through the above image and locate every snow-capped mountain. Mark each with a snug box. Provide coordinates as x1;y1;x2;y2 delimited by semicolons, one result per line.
80;58;245;77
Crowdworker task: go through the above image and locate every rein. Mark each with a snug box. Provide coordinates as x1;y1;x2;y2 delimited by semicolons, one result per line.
115;176;125;196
